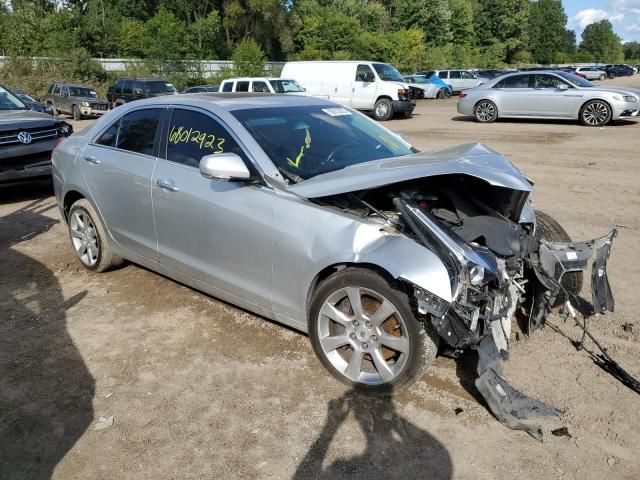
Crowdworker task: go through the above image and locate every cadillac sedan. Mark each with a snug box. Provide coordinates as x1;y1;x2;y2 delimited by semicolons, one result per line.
52;94;616;437
457;70;640;126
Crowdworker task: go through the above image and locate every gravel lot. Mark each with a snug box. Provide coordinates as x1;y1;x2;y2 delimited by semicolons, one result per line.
2;75;639;480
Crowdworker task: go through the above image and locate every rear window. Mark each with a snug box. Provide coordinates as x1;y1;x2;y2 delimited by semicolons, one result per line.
236;81;250;92
145;81;176;93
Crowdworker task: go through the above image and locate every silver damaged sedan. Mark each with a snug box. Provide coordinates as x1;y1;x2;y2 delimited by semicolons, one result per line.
457;70;640;126
52;94;617;438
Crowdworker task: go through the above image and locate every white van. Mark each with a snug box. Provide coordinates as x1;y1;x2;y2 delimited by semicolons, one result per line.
219;77;306;95
280;61;415;121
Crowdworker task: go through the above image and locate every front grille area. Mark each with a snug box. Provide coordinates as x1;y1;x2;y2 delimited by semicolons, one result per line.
1;151;51;171
0;126;58;146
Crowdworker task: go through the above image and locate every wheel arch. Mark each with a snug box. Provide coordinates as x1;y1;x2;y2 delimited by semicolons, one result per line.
474;97;499;115
63;189;86;220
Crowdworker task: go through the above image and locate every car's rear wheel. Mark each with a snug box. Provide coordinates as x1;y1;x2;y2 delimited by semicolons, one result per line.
474;100;498;123
68;199;122;272
437;88;451;99
309;268;438;393
580;100;612;127
372;98;393;121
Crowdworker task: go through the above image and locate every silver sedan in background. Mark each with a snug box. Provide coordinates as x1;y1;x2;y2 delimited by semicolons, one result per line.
457;70;640;126
52;94;617;437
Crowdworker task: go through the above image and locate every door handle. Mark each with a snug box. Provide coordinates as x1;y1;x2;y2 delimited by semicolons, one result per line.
84;155;101;164
156;179;179;192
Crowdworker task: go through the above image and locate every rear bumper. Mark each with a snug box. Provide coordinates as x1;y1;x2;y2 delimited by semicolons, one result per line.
392;100;416;115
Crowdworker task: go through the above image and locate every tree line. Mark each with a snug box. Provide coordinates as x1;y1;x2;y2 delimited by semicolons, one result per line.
0;0;637;79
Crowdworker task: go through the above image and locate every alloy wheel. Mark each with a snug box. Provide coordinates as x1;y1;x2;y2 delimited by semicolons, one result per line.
316;286;410;385
475;101;496;122
70;210;100;267
582;101;609;126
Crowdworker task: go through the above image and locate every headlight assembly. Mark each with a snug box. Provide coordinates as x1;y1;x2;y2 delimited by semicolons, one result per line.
81;101;90;107
623;96;637;102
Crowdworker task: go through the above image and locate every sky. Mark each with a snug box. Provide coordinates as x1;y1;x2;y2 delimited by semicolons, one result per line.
563;0;640;42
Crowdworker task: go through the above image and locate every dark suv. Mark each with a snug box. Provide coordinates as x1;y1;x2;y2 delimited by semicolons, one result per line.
1;85;72;184
106;78;177;108
603;64;634;78
44;82;109;120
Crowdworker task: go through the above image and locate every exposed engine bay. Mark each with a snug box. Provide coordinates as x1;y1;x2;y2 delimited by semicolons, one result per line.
316;174;618;439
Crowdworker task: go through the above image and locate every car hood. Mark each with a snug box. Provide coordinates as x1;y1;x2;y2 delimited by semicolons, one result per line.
0;109;58;129
76;96;107;103
288;143;533;198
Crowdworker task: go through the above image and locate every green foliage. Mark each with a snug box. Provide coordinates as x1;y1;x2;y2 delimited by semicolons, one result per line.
579;20;624;63
231;38;266;77
623;41;640;62
529;0;568;64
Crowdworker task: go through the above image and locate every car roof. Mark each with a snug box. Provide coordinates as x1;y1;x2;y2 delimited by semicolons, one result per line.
128;93;335;111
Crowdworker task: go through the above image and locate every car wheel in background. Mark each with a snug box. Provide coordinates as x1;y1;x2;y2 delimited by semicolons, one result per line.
308;267;438;393
599;74;606;81
372;98;393;121
608;72;616;79
474;100;498;123
580;100;612;127
68;199;122;272
72;105;82;121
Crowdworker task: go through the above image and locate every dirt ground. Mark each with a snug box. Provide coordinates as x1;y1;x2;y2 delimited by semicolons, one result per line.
1;75;639;480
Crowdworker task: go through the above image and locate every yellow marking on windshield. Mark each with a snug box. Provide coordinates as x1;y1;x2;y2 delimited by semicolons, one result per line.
287;128;311;169
378;135;400;151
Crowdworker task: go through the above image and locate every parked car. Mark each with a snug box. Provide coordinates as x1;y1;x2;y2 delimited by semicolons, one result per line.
413;73;454;97
12;90;54;115
106;78;177;108
44;82;109;120
219;77;306;95
474;69;513;79
572;66;607;81
457;70;640;126
182;85;219;93
281;61;416;121
52;93;617;438
0;85;72;183
402;75;450;99
416;70;484;93
603;65;634;78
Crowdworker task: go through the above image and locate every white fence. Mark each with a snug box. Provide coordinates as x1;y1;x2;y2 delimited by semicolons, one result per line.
0;56;286;77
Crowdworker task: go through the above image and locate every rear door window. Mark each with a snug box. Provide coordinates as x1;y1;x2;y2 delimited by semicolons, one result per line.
236;81;250;92
449;71;462;79
222;82;234;92
438;71;448;79
165;109;248;168
116;108;162;156
252;81;270;93
461;71;475;79
123;80;133;95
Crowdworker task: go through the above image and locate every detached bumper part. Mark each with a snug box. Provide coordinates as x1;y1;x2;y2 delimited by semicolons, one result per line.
475;335;562;441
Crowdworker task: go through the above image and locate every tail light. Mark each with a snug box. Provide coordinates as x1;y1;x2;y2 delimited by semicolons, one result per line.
459;91;467;98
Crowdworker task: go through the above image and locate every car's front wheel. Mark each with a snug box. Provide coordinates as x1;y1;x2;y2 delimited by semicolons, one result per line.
372;98;393;121
580;100;612;127
599;74;606;81
68;199;122;272
309;268;438;393
72;104;82;121
474;100;498;123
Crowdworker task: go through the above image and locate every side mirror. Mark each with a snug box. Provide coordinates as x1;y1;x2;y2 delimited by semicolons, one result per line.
199;153;251;181
557;84;569;91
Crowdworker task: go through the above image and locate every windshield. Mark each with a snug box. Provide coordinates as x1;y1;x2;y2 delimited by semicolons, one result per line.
556;71;594;87
232;105;413;182
147;81;177;93
372;63;405;82
69;87;98;98
270;79;304;93
0;86;27;110
408;77;429;84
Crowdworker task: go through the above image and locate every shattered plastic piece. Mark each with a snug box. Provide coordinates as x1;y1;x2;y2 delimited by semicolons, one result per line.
94;415;114;431
551;427;572;438
475;336;562;441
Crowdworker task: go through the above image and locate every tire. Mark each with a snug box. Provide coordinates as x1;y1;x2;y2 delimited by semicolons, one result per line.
442;88;452;99
308;267;438;394
599;74;606;81
68;199;122;273
534;210;583;301
608;72;616;79
580;99;612;127
372;98;393;121
437;88;451;99
72;104;82;121
474;99;498;123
